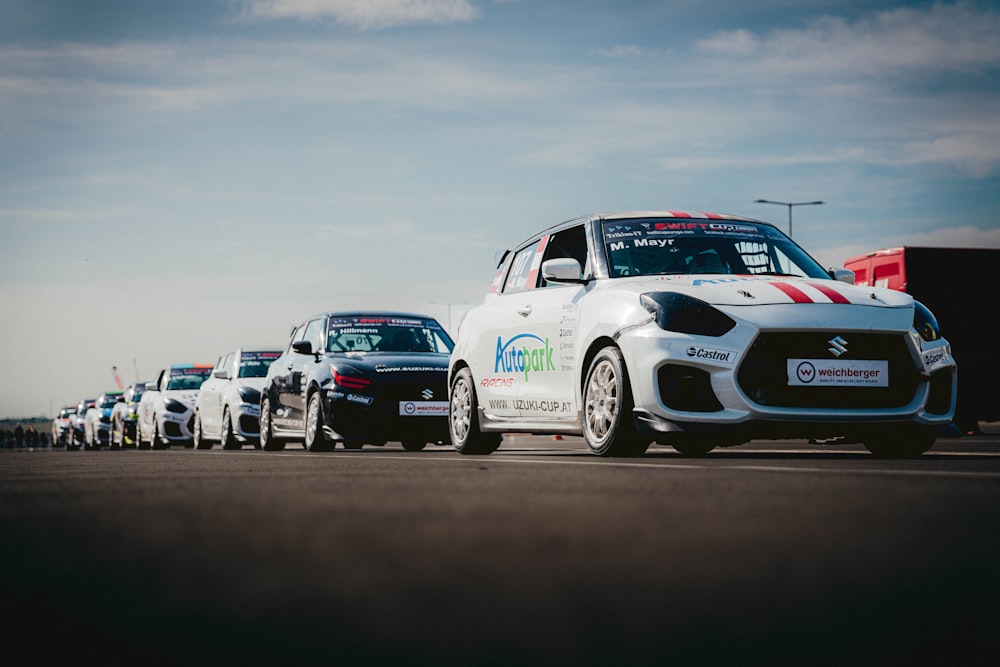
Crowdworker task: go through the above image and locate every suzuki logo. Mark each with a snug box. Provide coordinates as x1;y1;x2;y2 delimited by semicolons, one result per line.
827;336;848;358
421;388;434;400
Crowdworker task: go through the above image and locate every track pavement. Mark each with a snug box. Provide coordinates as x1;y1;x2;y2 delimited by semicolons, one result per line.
3;435;999;666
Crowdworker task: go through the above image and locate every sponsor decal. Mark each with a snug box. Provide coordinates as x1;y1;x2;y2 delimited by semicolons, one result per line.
922;349;948;370
347;394;374;406
494;334;556;382
685;346;736;364
375;366;447;373
481;377;517;388
513;399;572;414
787;359;889;387
399;401;448;416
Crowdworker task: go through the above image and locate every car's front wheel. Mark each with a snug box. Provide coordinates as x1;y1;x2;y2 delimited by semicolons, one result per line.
260;397;285;452
305;393;334;452
151;421;167;450
401;440;426;452
220;408;239;450
864;425;935;458
449;367;501;455
193;412;212;450
582;347;648;457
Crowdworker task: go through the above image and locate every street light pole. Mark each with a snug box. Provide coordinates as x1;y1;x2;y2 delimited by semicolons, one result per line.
753;199;824;238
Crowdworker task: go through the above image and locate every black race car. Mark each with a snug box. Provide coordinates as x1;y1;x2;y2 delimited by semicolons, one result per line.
260;312;453;452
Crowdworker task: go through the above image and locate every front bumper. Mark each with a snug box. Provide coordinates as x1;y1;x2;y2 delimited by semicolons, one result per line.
620;321;957;442
321;388;449;444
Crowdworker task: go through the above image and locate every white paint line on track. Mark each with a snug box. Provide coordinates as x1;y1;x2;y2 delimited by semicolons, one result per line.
234;450;1000;480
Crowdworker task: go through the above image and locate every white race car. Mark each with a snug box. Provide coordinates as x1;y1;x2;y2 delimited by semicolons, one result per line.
448;210;957;458
193;349;281;450
136;364;214;449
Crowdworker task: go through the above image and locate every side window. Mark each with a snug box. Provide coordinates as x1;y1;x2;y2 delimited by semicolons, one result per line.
502;239;542;294
221;353;235;377
286;323;306;353
301;318;325;352
539;225;588;288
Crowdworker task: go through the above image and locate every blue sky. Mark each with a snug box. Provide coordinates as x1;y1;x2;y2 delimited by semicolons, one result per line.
2;0;999;418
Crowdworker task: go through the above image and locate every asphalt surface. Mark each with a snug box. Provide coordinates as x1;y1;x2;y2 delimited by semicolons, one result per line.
3;435;999;666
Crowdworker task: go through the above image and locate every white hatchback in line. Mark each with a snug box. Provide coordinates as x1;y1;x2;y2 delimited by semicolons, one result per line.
193;349;282;450
136;364;214;449
447;210;956;458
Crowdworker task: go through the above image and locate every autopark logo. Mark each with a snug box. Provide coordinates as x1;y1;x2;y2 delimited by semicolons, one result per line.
494;333;555;382
796;361;817;384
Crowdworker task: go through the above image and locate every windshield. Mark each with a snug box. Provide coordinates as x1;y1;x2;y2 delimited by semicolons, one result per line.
602;219;829;279
238;351;281;378
326;316;454;354
166;367;213;390
99;395;120;408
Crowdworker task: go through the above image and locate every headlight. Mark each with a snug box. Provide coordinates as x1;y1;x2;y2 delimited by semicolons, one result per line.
238;386;261;404
164;398;188;413
913;300;941;342
640;292;737;337
331;365;372;391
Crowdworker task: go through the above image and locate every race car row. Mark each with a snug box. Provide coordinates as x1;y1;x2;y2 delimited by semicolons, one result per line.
54;209;958;458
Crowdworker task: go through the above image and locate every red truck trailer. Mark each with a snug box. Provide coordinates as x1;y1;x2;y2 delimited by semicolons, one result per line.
843;246;999;433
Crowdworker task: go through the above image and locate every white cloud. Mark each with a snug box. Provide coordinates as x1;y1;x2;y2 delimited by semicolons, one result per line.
593;45;647;58
236;0;478;29
697;3;1000;78
695;28;758;56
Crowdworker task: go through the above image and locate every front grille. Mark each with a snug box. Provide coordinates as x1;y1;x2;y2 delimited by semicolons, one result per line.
165;422;183;437
736;332;920;409
331;375;448;440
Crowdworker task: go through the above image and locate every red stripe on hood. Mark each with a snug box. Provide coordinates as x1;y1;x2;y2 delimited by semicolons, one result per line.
807;282;851;304
771;282;813;303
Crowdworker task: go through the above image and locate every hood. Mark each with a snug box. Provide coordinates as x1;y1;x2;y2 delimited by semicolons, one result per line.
163;389;200;405
637;275;913;308
237;377;267;391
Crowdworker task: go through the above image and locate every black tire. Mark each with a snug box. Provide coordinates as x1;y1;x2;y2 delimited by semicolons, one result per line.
151;421;167;450
193;412;212;450
864;425;936;458
401;440;426;452
305;393;334;452
449;367;501;455
260;397;286;452
582;347;648;457
136;422;149;450
668;437;717;457
342;441;363;450
221;409;239;450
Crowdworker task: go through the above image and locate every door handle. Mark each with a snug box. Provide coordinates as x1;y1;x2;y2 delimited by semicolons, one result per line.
517;305;532;317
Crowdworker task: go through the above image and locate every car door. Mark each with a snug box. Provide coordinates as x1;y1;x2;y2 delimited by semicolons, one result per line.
469;241;543;420
202;353;231;436
138;369;164;439
275;317;324;429
511;224;589;422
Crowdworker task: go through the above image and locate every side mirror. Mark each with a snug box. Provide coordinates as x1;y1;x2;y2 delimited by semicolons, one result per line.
144;381;158;391
292;340;314;355
541;258;586;284
828;267;855;284
213;368;231;380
